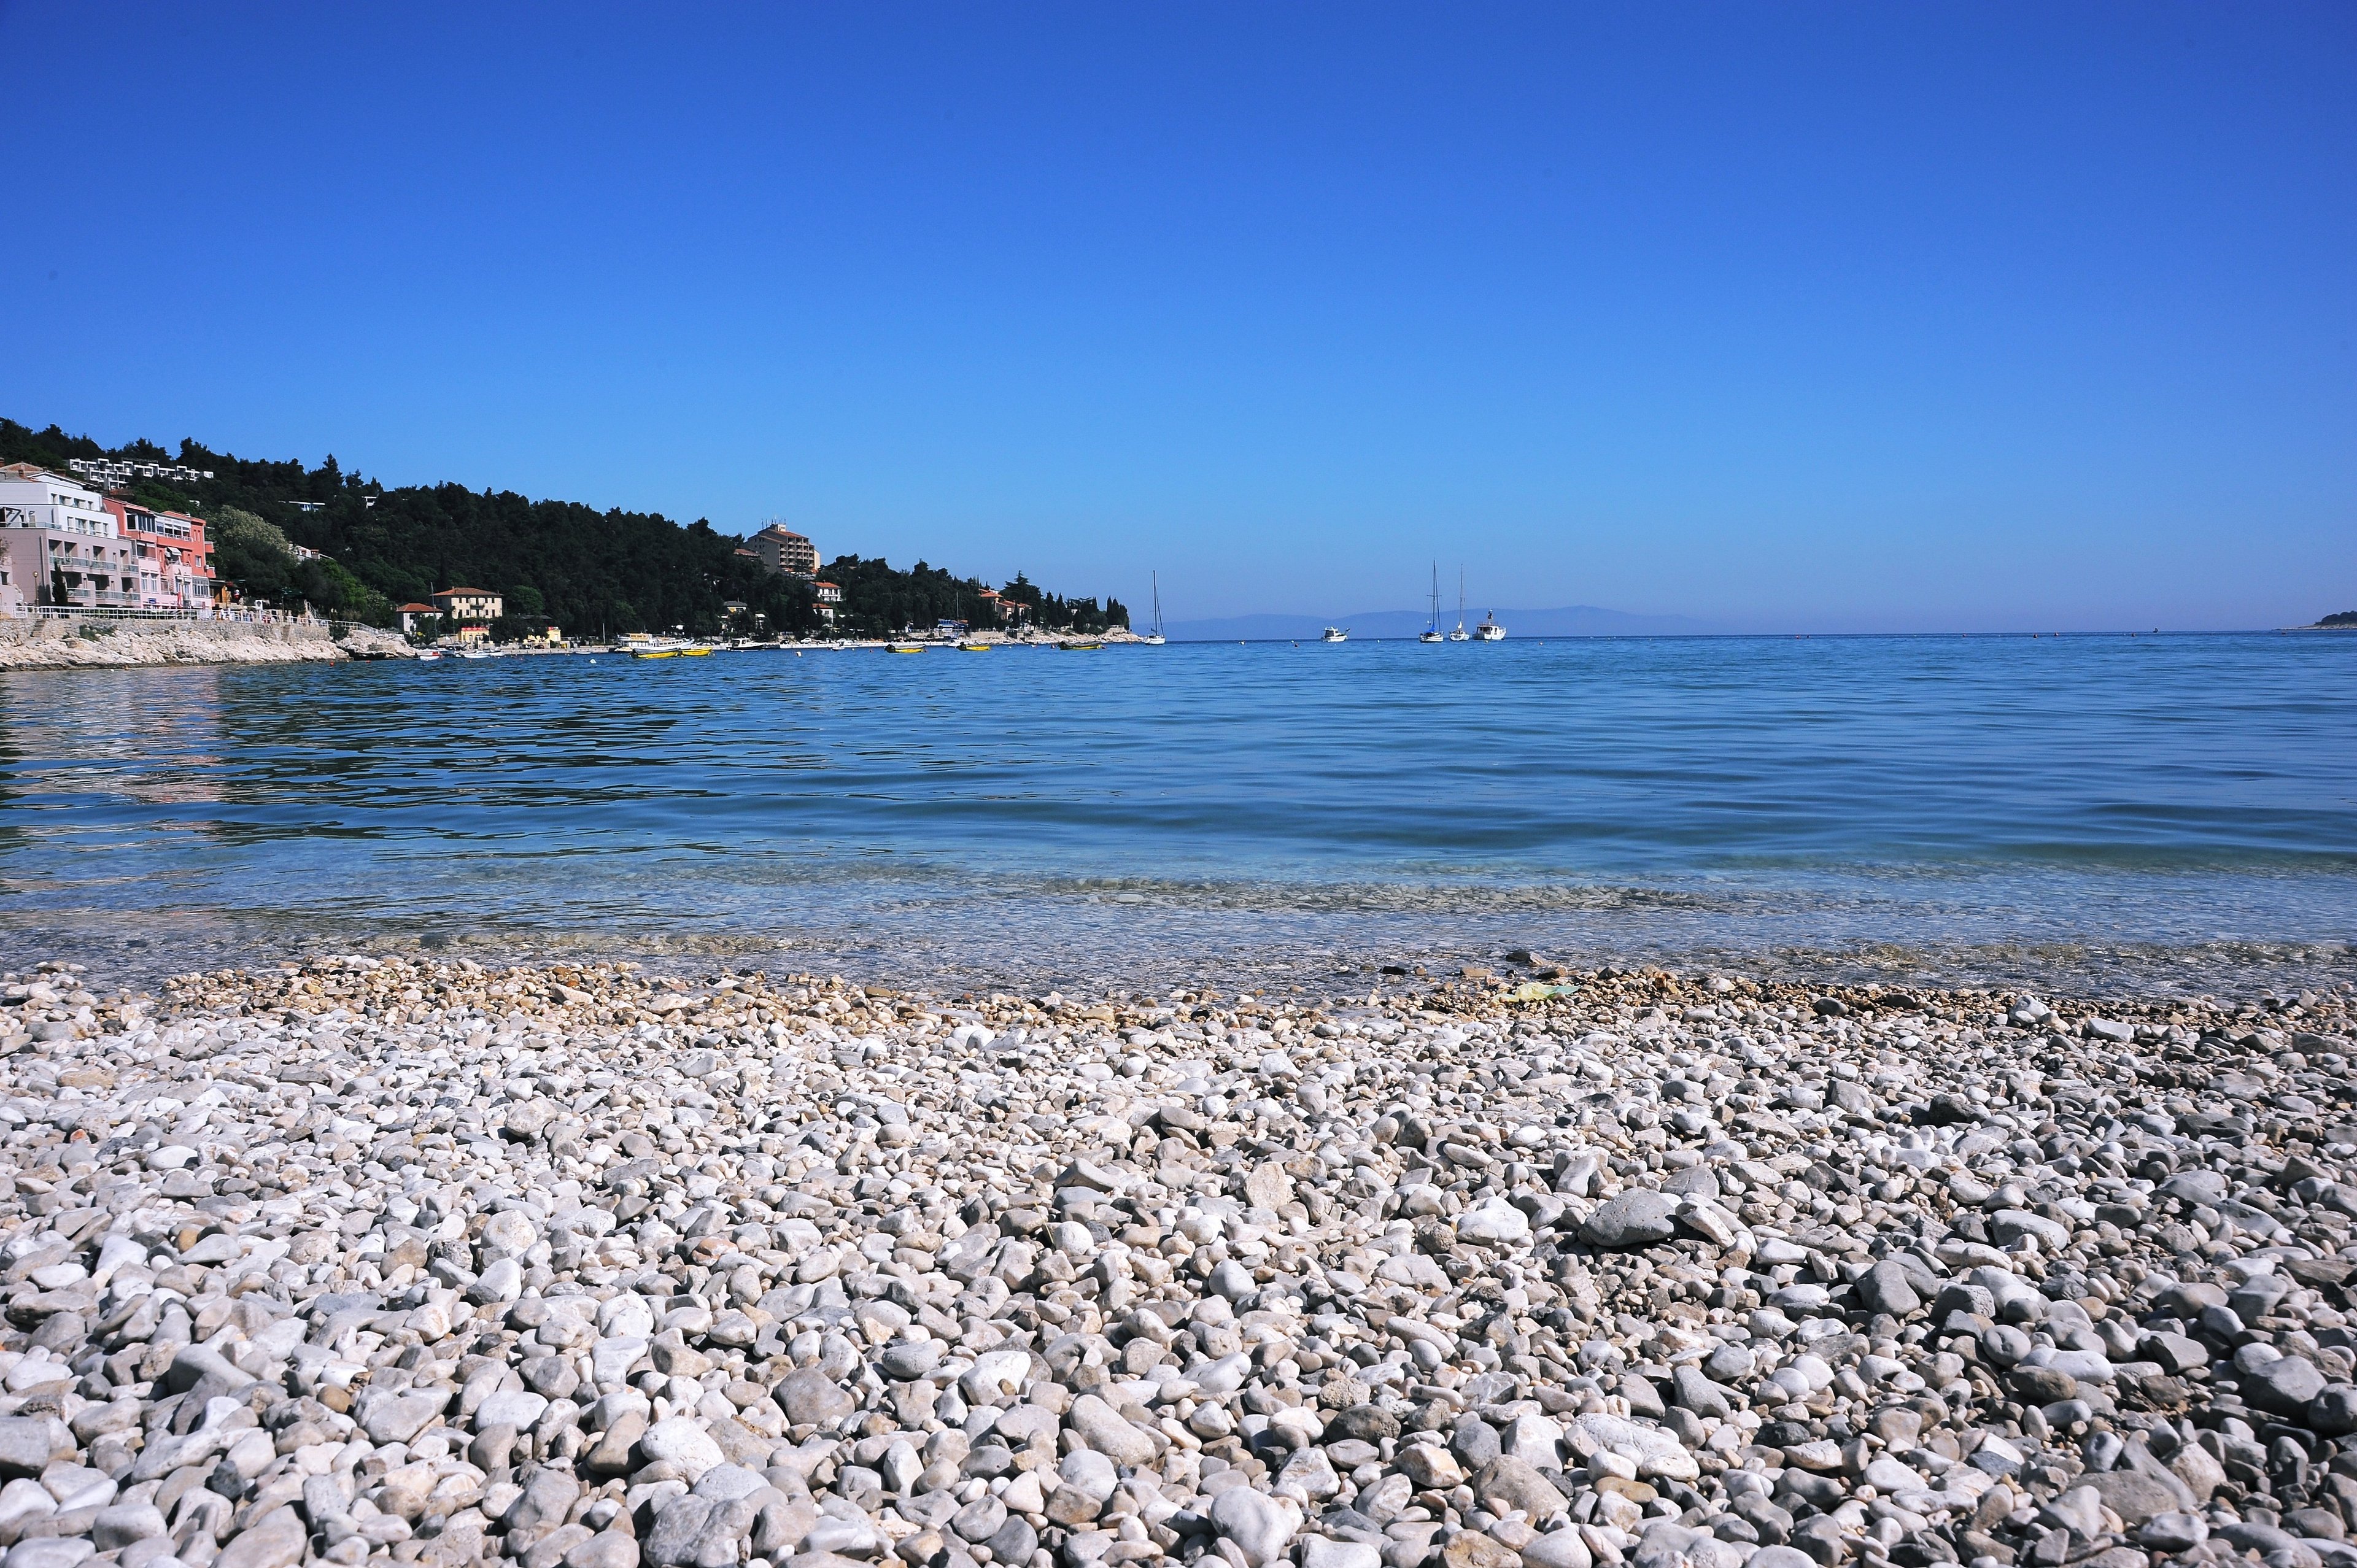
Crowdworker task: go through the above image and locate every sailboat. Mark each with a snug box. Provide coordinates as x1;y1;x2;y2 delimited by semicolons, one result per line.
1449;568;1471;641
1144;573;1166;645
1419;563;1444;642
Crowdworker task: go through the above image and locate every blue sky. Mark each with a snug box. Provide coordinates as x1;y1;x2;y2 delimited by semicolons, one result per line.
7;4;2351;630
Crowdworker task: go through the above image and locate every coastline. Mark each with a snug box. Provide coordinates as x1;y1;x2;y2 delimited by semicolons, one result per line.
2;955;2350;1568
0;617;413;670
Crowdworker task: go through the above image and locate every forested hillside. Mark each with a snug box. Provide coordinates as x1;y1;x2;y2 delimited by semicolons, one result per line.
1;419;1127;637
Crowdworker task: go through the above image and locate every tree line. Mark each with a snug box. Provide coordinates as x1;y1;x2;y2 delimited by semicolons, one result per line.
1;419;1127;638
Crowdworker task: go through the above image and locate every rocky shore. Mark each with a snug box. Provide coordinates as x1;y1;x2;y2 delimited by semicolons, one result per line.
0;959;2352;1568
0;620;412;670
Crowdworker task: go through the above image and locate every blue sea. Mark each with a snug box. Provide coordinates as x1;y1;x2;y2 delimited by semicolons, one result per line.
2;633;2351;999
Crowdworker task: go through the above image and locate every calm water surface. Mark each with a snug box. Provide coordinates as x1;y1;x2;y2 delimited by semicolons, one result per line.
2;634;2351;998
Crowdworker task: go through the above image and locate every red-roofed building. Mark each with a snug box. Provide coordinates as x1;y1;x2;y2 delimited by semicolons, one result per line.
395;603;440;635
432;587;502;623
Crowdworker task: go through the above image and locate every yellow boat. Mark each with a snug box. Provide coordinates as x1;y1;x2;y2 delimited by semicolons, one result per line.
678;647;712;657
958;643;991;652
633;649;679;660
887;643;925;654
1060;641;1103;651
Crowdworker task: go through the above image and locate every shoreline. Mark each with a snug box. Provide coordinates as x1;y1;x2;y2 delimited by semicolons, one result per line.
0;617;412;670
0;957;2351;1568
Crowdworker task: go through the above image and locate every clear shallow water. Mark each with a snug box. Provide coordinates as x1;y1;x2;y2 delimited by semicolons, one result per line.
2;634;2352;998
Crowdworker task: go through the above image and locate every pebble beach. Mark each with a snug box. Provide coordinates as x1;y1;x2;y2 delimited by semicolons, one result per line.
1;958;2353;1568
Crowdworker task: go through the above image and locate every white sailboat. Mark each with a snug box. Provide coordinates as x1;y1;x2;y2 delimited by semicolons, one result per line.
1419;563;1444;643
1143;573;1166;645
1449;568;1470;641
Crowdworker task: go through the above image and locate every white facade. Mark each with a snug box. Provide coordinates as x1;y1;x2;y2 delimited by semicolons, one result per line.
0;465;140;610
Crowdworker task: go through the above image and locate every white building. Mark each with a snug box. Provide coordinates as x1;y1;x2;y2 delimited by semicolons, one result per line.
0;464;139;612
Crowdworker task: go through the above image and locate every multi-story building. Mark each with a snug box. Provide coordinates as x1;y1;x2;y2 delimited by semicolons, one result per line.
749;522;818;577
814;580;843;626
394;602;441;635
0;463;141;612
432;587;503;624
103;499;217;608
66;456;215;488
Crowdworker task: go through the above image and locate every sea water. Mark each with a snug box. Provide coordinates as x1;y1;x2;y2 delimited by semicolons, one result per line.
1;633;2350;998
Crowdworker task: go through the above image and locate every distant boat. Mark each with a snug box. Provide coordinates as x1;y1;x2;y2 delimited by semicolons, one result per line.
1059;641;1103;651
1322;627;1348;643
1475;612;1504;641
1420;563;1444;642
887;643;925;654
1144;573;1166;645
1449;568;1471;641
958;642;991;652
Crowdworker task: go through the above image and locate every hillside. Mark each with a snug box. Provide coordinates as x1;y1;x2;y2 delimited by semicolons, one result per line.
0;419;1126;638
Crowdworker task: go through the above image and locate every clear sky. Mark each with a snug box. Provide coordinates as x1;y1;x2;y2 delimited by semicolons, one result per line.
7;4;2351;631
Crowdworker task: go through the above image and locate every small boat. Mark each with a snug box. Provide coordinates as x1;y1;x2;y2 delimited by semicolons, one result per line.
958;642;991;652
1449;569;1470;641
1419;563;1445;642
633;648;679;660
1475;612;1505;641
1059;641;1102;651
459;649;495;660
414;650;443;662
887;643;925;654
678;646;712;657
1322;627;1348;643
1143;572;1166;645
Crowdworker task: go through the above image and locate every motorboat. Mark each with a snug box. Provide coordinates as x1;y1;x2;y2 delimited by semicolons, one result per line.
1321;627;1348;643
1475;613;1506;641
887;643;926;654
958;642;991;652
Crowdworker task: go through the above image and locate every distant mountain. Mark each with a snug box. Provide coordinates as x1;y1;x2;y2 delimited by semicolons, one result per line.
1166;604;1724;641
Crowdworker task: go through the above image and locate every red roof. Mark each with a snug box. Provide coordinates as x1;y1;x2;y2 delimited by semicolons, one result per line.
433;587;494;597
397;603;436;613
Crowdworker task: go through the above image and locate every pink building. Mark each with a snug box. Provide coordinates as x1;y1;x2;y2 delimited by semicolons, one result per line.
103;498;218;608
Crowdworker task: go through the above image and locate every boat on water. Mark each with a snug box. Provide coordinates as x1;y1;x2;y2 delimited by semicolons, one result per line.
1322;627;1348;642
1059;641;1103;651
1474;612;1506;641
1143;573;1166;645
633;649;679;660
887;643;926;654
958;642;991;652
1419;563;1445;643
457;649;496;660
1449;569;1471;641
414;650;443;662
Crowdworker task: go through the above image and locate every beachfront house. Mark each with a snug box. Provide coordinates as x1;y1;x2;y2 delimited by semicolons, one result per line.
103;498;217;609
395;602;441;635
431;587;502;644
814;581;842;627
0;463;139;613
